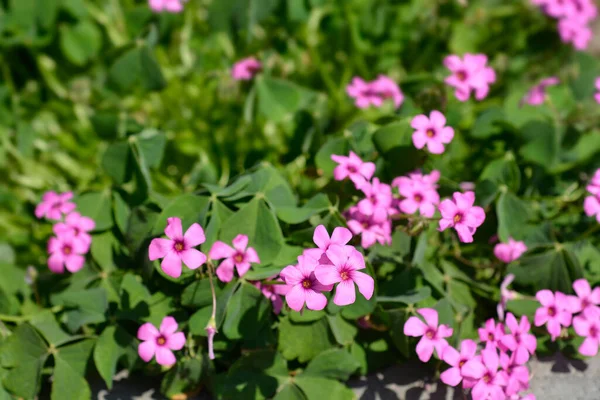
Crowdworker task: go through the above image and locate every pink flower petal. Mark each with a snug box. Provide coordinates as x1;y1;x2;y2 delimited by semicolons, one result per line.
216;258;235;282
183;223;206;247
160;317;179;335
440;367;462;386
180;248;206;270
352;270;374;300
167;332;186;350
155;347;176;366
208;241;235;260
313;225;330;249
442;346;460;366
416;338;435;362
232;234;249;252
245;247;260;264
138;322;159;340
149;238;172;261
314;265;341;285
404;316;427;336
285;285;306;311
138;341;156;362
64;255;85;273
164;217;183;240
333;280;356;306
48;253;65;274
161;251;183;278
418;308;439;328
305;289;328;310
331;227;352;246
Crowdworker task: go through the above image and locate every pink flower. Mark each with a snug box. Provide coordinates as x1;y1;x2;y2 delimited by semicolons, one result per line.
573;309;600;356
571;278;600;316
498;274;518;321
444;53;496;101
346;211;391;249
209;234;260;282
149;217;207;278
35;191;76;220
522;77;559;106
53;212;96;249
500;313;537;364
467;348;508;400
410;111;455;154
346;75;404;109
586;168;600;195
311;224;353;256
534;290;574;340
357;178;394;223
440;339;483;387
331;151;376;188
403;308;453;362
557;17;592;50
395;177;440;218
47;232;88;274
280;255;333;312
251;276;289;314
595;77;600;104
148;0;185;13
584;194;600;222
500;352;531;396
494;238;527;263
438;191;486;243
478;318;505;350
459;181;476;191
137;317;186;366
231;57;262;81
314;244;374;306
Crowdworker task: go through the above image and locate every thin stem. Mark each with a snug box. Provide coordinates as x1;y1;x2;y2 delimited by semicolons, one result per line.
207;260;217;321
0;314;30;323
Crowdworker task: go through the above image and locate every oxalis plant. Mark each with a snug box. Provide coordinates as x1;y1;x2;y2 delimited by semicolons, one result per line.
1;0;600;400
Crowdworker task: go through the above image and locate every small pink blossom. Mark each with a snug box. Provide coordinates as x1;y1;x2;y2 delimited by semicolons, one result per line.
459;181;476;191
149;217;207;278
498;274;518;321
500;352;531;396
410;111;455;154
47;232;88;274
357;178;394;223
500;313;537;364
438;191;486;243
331;151;376;188
231;57;262;81
466;348;508;400
557;17;592;50
251;276;289;314
584;194;600;222
571;278;600;316
494;238;527;263
137;317;186;366
346;75;404;109
304;225;353;263
148;0;185;13
440;339;483;387
314;244;374;306
478;318;505;350
586;168;600;195
534;290;574;340
404;308;453;362
35;191;76;220
209;234;260;282
53;212;96;249
395;177;440;218
444;54;496;101
573;308;600;356
346;211;391;249
522;77;559;106
280;255;333;312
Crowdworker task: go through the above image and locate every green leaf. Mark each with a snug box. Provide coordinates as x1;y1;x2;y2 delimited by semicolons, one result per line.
315;137;349;177
289;309;325;323
506;299;540;317
273;382;305;400
59;20;102;66
276;194;330;224
181;279;220;308
340;287;376;319
90;231;117;271
94;326;135;390
278;317;335;363
139;45;167;91
223;282;269;341
471;107;505;138
30;310;73;347
570;52;600;100
303;349;359;380
519;120;559;168
220;198;284;265
496;191;529;242
118;274;151;321
256;77;318;123
51;287;108;331
480;154;521;193
294;377;354;400
377;286;431;305
109;47;143;91
388;309;409;357
372;119;412;153
326;314;358;346
151;194;211;236
161;357;203;398
102;142;131;184
75;191;113;231
51;340;95;400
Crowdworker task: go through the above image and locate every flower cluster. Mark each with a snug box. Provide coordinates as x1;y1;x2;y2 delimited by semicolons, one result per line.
148;0;185;13
346;75;404;109
531;0;597;50
209;234;260;282
36;191;95;274
444;53;496;102
583;168;600;222
535;279;600;355
280;225;374;310
232;57;262;81
521;77;559;106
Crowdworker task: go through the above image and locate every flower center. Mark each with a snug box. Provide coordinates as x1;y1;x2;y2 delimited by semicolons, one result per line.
590;326;598;338
340;270;350;281
156;336;166;346
453;214;462;223
234;253;244;263
414;194;423;203
487;333;494;341
174;241;184;252
347;165;358;173
380;90;394;99
426;128;435;138
425;329;435;339
548;306;556;317
482;373;492;383
63;245;72;255
361;221;369;229
302;279;312;289
457;70;467;81
458;360;466;368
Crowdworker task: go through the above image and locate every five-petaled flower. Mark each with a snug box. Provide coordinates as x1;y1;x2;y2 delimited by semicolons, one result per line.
573;308;600;357
440;339;483;387
35;191;76;221
149;217;207;278
53;211;96;249
280;255;333;311
500;313;537;364
331;151;376;188
404;308;453;362
232;57;262;81
138;316;186;366
534;290;575;341
411;110;455;154
467;348;508;400
209;234;260;282
521;77;559;106
47;232;89;274
571;278;600;316
444;53;496;101
438;191;486;243
494;238;527;264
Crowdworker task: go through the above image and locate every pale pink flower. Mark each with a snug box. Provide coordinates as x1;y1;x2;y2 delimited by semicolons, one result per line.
498;274;518;321
331;151;376;188
149;217;207;278
35;191;76;220
251;276;289;314
494;238;528;263
346;75;404;109
586;168;600;195
500;352;531;396
357;178;394;223
459;181;476;191
314;244;374;306
440;339;483;387
209;234;260;282
438;191;486;243
584;194;600;222
231;57;262;81
534;290;574;340
466;348;508;400
137;317;186;366
557;17;592;50
304;224;353;264
500;313;537;364
573;308;600;356
478;319;505;350
280;255;333;312
148;0;185;13
395;178;440;218
571;278;600;316
410;110;455;154
53;212;96;249
47;232;88;274
404;308;453;362
444;53;496;101
522;77;559;106
346;212;391;249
